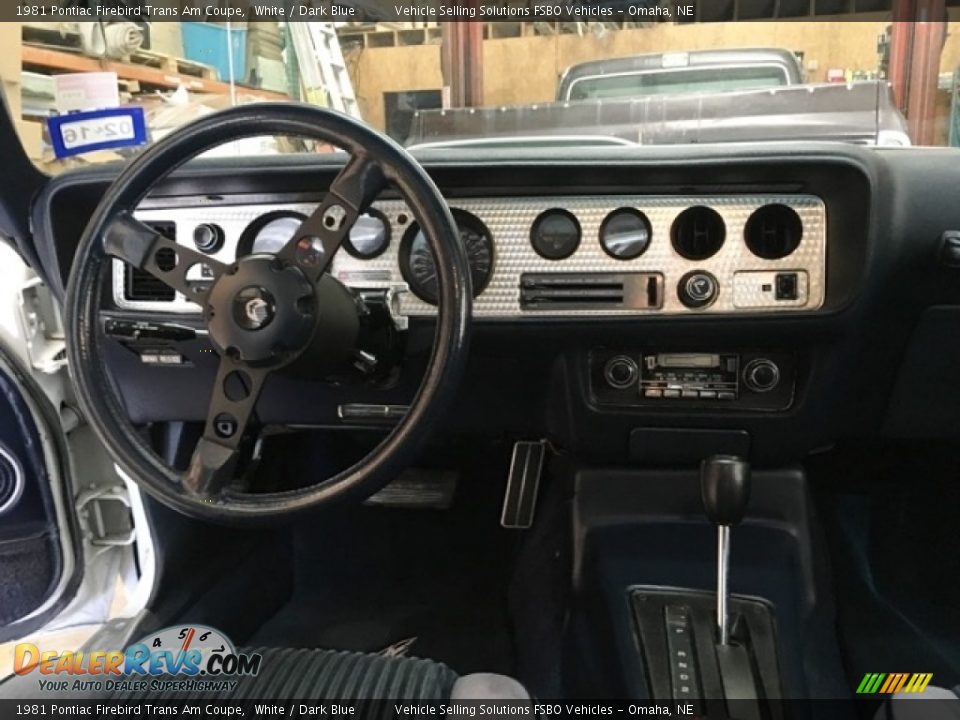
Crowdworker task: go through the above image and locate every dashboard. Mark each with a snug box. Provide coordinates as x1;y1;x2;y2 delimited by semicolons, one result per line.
116;195;825;318
28;144;960;464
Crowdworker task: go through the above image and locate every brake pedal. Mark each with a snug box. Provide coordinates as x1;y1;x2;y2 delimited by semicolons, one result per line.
364;468;457;509
500;440;548;529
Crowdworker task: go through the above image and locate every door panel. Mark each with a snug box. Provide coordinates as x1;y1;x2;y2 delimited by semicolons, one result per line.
0;345;74;635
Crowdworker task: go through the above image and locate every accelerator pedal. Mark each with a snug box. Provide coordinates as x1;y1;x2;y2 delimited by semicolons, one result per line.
500;440;548;529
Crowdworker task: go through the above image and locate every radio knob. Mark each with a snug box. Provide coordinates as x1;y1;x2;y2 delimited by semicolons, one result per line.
743;359;780;393
604;355;638;390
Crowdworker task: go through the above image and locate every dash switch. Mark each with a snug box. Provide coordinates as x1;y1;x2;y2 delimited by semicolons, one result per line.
775;272;798;301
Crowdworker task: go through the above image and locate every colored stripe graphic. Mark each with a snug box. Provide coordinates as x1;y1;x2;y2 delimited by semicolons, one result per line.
892;674;910;693
857;672;933;694
903;673;933;693
879;674;897;693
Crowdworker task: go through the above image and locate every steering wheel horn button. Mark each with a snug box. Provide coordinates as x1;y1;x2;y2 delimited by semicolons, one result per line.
206;255;317;367
233;286;277;331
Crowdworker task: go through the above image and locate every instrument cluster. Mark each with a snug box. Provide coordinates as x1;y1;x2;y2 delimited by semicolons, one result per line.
115;194;826;318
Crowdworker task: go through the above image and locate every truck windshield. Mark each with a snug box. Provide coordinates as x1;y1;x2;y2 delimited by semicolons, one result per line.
567;65;791;101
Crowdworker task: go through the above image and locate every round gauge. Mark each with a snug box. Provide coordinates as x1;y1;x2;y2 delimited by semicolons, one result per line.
238;211;306;258
344;210;390;259
600;209;651;260
399;209;494;305
531;209;581;260
133;624;236;666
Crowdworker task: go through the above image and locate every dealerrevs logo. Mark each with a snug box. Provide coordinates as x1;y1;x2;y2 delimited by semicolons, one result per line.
13;625;261;693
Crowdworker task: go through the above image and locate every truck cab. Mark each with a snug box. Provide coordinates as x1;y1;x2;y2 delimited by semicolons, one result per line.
557;47;804;101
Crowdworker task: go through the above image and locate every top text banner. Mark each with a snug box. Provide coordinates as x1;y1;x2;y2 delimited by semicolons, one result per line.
10;0;691;22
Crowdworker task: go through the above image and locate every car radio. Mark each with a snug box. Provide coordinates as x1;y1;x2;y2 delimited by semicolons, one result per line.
591;350;795;411
636;352;741;400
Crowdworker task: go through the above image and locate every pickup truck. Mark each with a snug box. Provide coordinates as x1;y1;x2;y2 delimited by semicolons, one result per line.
557;47;805;101
407;47;909;149
407;79;911;148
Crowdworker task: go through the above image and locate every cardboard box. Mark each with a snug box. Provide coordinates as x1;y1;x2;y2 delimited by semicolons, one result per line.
148;22;184;59
0;23;22;85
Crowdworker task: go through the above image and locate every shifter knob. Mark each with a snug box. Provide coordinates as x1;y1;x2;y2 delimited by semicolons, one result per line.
700;455;751;527
701;455;751;646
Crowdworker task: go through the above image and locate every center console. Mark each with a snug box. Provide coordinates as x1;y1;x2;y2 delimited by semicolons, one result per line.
565;462;848;708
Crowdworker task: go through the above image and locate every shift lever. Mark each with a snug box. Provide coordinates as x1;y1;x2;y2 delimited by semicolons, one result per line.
700;455;751;645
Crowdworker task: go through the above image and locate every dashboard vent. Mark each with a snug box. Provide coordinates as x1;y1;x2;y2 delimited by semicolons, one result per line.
520;273;662;311
125;221;176;302
671;206;726;260
744;204;803;260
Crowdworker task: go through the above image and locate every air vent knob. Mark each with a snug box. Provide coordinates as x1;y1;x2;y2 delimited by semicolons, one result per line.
743;359;780;393
678;270;718;309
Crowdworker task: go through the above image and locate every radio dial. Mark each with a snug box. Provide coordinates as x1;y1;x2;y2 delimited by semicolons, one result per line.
743;359;780;393
604;355;638;389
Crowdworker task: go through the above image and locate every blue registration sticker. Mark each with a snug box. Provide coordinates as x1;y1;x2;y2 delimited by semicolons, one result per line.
47;106;148;159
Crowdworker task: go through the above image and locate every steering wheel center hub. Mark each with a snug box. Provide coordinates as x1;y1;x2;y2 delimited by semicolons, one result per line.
206;255;317;367
234;286;277;331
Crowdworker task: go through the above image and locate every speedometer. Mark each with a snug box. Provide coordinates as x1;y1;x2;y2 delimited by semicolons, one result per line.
399;209;494;305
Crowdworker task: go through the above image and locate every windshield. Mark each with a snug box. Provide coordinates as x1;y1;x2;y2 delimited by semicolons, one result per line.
2;13;958;170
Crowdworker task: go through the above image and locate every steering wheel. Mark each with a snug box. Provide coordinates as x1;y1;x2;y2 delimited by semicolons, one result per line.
64;104;472;524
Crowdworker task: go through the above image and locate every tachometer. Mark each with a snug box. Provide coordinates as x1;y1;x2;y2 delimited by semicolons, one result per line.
399;209;494;305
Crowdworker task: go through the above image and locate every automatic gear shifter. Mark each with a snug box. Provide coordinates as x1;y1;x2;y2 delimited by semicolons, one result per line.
631;456;777;708
700;455;751;645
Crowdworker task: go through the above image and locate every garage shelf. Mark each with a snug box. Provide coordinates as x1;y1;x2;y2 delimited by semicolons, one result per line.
22;45;289;101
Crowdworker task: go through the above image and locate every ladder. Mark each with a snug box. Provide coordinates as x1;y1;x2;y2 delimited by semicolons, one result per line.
289;23;362;120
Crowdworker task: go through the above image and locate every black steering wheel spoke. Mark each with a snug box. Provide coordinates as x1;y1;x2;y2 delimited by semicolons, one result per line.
104;213;228;305
278;153;386;283
184;356;269;497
